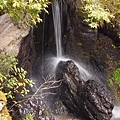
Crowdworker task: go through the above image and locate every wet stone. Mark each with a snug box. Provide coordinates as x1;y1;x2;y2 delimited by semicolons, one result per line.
18;96;54;120
56;60;114;120
81;80;114;120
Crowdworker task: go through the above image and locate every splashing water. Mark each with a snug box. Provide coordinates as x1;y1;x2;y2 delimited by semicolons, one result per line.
45;56;92;81
112;106;120;119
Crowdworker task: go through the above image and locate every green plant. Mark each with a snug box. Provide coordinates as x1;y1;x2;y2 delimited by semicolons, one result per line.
81;0;114;28
109;68;120;102
0;0;50;27
22;113;34;120
77;42;82;47
110;68;120;87
99;0;120;23
0;54;17;75
0;53;34;99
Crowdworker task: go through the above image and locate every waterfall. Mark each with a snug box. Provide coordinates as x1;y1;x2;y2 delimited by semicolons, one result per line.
51;0;92;81
52;0;62;57
30;1;120;119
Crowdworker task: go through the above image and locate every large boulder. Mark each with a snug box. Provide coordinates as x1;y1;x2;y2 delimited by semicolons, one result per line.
0;14;29;55
56;60;85;117
81;80;114;120
56;60;114;120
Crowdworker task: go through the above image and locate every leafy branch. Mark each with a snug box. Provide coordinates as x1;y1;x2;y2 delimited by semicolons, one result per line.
0;0;50;27
0;53;34;99
81;0;115;28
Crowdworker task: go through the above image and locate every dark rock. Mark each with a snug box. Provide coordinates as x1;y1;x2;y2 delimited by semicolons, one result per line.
56;60;114;120
56;60;85;91
81;80;114;120
56;60;85;117
18;31;36;77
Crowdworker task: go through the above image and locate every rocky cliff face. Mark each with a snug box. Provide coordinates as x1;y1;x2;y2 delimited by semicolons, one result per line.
0;13;36;76
32;0;120;77
0;14;29;55
17;31;36;76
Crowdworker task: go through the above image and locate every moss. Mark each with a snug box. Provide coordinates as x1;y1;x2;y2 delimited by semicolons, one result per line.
43;110;50;116
77;42;83;47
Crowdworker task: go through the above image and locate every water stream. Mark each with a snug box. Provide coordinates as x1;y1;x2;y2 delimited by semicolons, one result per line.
52;0;62;57
52;0;91;81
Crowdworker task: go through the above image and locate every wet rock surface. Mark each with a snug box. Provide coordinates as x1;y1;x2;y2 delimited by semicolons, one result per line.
56;60;114;120
56;60;85;117
18;96;54;120
81;80;114;120
17;32;36;76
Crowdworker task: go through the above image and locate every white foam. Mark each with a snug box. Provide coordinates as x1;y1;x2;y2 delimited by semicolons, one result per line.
112;106;120;119
50;56;92;81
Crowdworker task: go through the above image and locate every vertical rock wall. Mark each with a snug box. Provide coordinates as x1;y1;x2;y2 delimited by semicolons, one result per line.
17;31;36;76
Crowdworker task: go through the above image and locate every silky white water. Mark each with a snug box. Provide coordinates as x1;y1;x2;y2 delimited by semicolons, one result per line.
45;56;92;81
112;106;120;119
52;0;62;57
51;0;92;81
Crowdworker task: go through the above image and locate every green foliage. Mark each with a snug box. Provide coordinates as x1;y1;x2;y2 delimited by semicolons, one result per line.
99;0;120;23
77;42;83;47
0;54;17;75
110;68;120;87
109;67;120;102
0;54;34;99
0;0;50;27
79;0;117;28
100;0;120;37
22;113;34;120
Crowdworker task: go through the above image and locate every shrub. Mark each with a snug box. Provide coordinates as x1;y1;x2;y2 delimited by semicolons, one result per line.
110;68;120;87
0;53;34;99
81;0;114;28
0;0;50;27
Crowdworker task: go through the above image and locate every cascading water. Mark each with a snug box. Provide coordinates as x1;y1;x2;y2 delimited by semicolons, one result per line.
52;0;91;81
52;0;62;57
